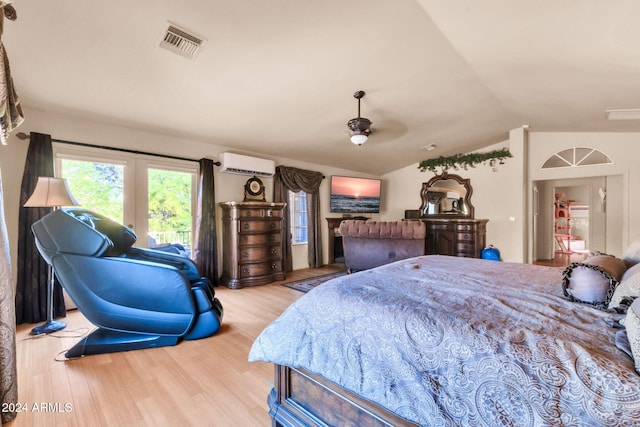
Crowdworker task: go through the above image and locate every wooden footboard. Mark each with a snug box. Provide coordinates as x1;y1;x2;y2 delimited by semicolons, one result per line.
269;364;417;427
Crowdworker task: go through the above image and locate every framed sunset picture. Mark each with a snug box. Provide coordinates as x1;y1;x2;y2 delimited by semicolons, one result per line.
330;175;381;213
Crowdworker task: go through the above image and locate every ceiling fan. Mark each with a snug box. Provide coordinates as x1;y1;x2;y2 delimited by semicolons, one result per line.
347;90;372;145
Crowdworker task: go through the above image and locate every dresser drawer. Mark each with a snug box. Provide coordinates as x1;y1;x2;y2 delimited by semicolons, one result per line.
239;261;283;278
457;252;476;258
457;242;476;253
239;208;283;219
429;223;454;231
455;223;477;232
239;219;281;233
239;245;281;262
239;233;281;246
457;232;476;242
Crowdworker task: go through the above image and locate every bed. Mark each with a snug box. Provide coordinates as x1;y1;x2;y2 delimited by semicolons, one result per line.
249;255;640;426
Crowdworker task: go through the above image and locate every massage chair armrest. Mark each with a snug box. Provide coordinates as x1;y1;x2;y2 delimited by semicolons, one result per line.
126;247;201;282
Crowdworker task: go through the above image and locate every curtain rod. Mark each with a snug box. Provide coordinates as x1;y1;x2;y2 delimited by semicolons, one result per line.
15;132;221;165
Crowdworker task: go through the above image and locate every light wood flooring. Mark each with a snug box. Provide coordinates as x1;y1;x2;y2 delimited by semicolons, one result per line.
533;252;589;267
9;264;345;427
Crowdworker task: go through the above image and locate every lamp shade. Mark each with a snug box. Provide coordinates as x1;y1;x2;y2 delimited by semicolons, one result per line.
24;177;79;207
350;133;368;145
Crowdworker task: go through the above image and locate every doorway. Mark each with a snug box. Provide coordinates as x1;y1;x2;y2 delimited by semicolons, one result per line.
533;175;623;264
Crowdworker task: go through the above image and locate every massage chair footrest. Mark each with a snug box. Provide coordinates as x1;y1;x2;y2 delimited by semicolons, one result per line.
65;328;180;358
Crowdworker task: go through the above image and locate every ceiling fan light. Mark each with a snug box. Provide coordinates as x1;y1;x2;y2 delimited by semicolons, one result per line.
347;90;372;146
350;133;368;145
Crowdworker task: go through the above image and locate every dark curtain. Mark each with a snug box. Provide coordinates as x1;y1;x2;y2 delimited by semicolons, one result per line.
273;166;324;271
15;132;65;324
193;158;218;285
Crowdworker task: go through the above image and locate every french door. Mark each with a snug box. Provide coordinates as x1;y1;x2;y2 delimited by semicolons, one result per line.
53;144;198;253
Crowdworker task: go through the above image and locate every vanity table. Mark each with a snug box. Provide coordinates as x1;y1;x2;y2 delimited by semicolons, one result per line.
407;173;488;258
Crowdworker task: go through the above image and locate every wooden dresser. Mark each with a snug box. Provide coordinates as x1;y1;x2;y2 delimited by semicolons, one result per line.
219;201;286;289
421;218;488;258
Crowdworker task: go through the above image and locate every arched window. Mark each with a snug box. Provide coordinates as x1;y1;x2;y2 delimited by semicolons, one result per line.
541;147;612;169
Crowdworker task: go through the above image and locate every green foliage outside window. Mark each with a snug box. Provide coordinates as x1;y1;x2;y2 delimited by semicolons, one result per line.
61;160;192;240
147;169;192;233
62;159;124;222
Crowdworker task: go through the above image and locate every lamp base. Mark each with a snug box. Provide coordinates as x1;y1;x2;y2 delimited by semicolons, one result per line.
30;319;66;335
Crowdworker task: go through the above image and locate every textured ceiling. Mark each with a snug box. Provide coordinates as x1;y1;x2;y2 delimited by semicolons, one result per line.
3;0;640;174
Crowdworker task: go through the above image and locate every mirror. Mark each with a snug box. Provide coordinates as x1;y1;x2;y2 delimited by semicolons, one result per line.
419;173;474;218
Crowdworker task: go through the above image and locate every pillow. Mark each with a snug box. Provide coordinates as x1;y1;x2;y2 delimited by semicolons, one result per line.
623;236;640;267
615;329;633;359
623;298;640;374
562;255;627;309
609;263;640;312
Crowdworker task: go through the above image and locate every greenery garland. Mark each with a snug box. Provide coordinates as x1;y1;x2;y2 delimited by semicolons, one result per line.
418;148;513;174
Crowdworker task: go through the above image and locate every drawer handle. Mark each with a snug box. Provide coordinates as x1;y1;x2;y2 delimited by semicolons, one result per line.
270;223;276;229
242;251;249;258
463;234;470;240
271;248;277;255
271;264;277;270
242;268;250;274
246;211;252;217
243;223;250;229
270;235;275;241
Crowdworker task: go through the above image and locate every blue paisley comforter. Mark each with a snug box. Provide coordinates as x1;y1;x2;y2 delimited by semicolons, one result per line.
249;256;640;426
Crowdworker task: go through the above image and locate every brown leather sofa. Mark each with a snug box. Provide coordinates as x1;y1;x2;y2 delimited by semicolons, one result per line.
339;219;426;273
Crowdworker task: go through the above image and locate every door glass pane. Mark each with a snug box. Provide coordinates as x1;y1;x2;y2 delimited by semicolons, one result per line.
147;168;193;253
59;159;124;222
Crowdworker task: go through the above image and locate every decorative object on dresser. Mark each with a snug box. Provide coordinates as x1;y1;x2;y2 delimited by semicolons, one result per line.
243;176;266;202
409;172;488;258
219;201;286;289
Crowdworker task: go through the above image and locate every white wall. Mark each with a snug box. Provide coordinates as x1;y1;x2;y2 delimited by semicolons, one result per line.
382;131;526;262
528;132;640;250
383;129;640;263
0;108;380;284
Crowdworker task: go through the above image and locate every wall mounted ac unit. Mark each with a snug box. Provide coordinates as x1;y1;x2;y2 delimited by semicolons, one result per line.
218;152;276;177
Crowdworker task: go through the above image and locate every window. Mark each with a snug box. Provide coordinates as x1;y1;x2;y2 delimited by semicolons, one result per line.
541;147;613;169
59;157;125;222
54;144;197;254
289;191;308;244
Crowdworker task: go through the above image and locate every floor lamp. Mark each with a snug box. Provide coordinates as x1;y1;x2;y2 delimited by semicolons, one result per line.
24;177;79;335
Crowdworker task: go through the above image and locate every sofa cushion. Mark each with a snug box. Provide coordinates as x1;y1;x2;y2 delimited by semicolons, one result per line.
339;220;426;240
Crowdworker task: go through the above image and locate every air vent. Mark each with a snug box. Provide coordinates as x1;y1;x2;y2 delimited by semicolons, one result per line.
159;23;206;60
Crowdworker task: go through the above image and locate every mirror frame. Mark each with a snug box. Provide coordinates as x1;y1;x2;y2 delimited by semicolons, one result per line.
419;172;475;218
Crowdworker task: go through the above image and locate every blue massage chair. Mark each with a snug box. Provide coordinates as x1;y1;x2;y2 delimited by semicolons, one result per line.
31;207;223;358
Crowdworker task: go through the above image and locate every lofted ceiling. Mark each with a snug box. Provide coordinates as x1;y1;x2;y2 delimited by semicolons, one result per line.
3;0;640;174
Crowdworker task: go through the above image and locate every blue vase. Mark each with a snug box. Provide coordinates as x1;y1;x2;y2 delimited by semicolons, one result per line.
481;245;501;261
